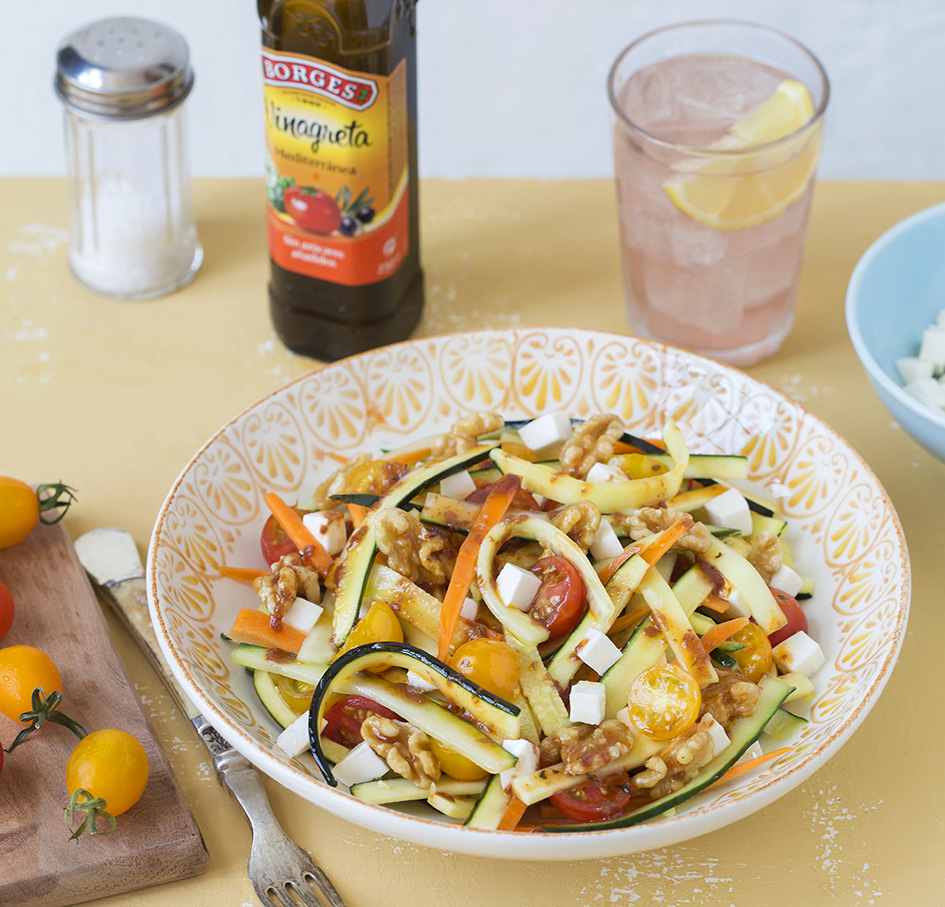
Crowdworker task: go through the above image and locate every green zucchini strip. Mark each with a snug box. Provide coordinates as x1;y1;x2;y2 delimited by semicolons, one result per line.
489;421;689;513
307;642;520;786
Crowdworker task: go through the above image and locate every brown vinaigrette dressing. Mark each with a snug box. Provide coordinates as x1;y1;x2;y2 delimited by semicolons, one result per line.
259;0;423;361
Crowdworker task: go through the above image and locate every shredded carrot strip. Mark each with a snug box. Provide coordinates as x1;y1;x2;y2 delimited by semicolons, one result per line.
701;593;732;614
609;606;650;636
227;607;306;654
219;565;267;582
347;503;368;529
437;474;522;663
699;617;749;653
264;492;333;577
497;796;529;831
597;517;692;585
596;544;643;585
323;451;350;464
707;746;792;791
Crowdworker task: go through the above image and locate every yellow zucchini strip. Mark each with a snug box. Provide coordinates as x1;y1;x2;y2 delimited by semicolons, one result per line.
637;570;717;689
505;638;572;737
490;421;689;513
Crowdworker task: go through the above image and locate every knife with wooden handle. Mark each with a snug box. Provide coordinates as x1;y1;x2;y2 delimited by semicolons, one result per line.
74;528;273;824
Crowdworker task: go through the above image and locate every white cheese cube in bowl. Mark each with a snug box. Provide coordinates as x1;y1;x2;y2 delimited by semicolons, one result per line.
496;563;541;611
517;412;573;451
439;469;477;501
586;461;629;484
904;377;945;411
589;520;624;560
283;596;325;634
333;741;391;788
575;627;622;675
769;563;804;598
772;630;825;677
500;738;539;790
460;596;479;620
275;711;312;758
703;487;753;535
701;715;731;757
895;356;934;385
302;509;347;556
569;680;607;725
919;325;945;374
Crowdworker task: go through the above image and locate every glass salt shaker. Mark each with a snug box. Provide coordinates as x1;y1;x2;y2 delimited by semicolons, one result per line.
55;17;202;300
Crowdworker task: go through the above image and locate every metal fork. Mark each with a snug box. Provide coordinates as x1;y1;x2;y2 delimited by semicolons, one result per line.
75;527;348;907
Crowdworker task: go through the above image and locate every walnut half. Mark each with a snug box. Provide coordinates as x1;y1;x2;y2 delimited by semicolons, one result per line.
360;715;441;789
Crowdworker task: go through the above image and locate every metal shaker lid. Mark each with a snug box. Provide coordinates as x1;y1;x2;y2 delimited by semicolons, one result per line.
55;17;194;120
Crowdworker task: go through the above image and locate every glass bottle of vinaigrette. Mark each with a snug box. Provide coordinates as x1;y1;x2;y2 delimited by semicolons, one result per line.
258;0;423;361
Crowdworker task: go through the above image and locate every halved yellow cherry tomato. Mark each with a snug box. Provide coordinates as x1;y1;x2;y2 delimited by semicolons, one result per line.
66;729;149;817
429;738;488;781
728;622;773;682
275;674;315;714
627;662;701;741
450;638;521;702
336;600;403;659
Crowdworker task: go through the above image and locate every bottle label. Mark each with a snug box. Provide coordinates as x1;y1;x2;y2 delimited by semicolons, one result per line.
261;48;409;286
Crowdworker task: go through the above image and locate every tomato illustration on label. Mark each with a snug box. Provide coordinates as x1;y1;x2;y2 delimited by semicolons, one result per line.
284;187;342;235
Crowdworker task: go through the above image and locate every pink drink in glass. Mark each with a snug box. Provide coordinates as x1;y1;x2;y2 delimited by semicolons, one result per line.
609;23;829;366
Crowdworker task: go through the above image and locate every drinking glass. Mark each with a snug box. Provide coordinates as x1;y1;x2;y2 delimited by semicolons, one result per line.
608;20;829;366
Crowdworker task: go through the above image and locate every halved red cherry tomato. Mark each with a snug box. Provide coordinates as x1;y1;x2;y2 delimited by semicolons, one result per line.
322;695;399;749
0;581;14;642
283;187;342;235
260;512;300;566
549;771;632;822
627;662;701;742
466;482;542;512
528;556;586;639
767;588;808;648
728;622;774;683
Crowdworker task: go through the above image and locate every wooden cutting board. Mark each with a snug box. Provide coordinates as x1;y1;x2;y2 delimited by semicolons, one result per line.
0;520;208;907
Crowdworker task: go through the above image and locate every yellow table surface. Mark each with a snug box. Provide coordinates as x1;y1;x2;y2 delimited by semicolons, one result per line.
1;177;942;905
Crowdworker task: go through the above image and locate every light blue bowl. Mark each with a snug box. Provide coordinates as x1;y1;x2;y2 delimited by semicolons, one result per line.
846;201;945;462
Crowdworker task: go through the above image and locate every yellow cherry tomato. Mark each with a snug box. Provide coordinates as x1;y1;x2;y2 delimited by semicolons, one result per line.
429;738;488;782
336;600;403;658
627;662;701;742
66;729;149;817
275;674;315;714
728;622;773;683
0;478;40;549
450;638;521;702
0;645;62;721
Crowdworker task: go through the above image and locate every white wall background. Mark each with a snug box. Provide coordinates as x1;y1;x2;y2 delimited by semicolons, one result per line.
3;0;943;181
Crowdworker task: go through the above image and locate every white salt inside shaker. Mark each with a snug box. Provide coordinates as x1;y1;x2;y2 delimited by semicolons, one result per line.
55;17;202;299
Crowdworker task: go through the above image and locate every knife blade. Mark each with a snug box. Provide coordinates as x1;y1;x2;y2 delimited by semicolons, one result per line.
74;528;272;821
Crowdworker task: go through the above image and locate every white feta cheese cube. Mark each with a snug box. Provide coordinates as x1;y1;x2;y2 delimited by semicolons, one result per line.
895;356;935;385
460;596;479;621
302;509;347;556
919;326;945;374
439;469;477;501
275;711;311;758
333;741;391;788
615;706;634;729
772;630;825;677
406;670;439;692
575;627;622;675
702;714;731;757
496;563;541;611
283;596;324;634
769;563;804;598
904;377;945;410
569;680;607;725
589;520;624;560
724;586;751;619
500;738;539;790
586;461;630;484
703;487;753;535
517;412;573;451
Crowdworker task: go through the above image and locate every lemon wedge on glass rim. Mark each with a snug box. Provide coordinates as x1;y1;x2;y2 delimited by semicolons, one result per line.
663;79;821;231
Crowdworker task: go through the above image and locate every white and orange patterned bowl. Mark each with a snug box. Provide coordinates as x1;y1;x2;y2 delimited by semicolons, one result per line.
147;328;909;860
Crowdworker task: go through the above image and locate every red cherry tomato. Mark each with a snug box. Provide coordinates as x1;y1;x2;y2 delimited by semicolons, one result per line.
322;695;399;749
283;187;342;235
767;588;809;648
466;482;542;511
528;556;586;639
260;513;299;566
0;581;14;642
549;771;632;823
